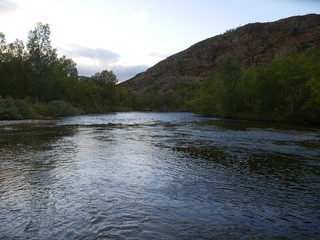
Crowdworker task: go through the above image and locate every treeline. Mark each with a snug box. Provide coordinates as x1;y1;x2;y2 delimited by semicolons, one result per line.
2;23;320;124
189;49;320;123
0;23;133;120
134;83;198;111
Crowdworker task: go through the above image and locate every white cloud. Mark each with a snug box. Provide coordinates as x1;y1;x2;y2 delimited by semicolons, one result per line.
61;45;149;81
76;61;148;82
0;0;18;16
112;64;149;82
63;44;119;62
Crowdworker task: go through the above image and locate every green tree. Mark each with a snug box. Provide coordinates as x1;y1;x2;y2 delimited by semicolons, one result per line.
92;69;118;107
92;70;117;85
0;34;29;98
190;56;243;116
0;33;8;62
26;22;57;101
7;39;29;98
48;56;78;102
213;56;243;116
116;86;135;110
192;49;320;123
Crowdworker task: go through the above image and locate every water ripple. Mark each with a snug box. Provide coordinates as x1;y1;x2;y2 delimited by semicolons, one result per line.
0;112;319;239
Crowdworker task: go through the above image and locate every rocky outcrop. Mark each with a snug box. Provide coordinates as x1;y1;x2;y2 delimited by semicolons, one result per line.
121;14;320;94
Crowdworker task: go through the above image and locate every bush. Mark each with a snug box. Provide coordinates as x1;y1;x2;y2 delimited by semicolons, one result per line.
0;96;37;120
37;100;83;117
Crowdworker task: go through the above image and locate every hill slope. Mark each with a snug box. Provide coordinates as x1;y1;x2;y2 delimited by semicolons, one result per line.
121;14;320;94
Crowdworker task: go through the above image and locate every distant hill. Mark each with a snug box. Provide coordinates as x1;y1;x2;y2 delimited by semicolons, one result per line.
120;14;320;94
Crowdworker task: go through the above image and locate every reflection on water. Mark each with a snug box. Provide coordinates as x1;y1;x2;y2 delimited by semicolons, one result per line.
0;112;319;239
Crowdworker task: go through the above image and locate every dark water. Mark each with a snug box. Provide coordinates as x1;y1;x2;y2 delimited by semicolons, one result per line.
0;112;319;239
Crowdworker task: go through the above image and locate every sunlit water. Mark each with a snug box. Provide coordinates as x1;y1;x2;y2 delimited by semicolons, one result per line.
0;112;319;239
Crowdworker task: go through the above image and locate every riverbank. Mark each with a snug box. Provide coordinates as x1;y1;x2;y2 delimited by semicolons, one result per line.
0;119;56;126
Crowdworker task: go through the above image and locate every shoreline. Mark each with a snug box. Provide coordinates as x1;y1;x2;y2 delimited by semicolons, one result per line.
0;119;55;126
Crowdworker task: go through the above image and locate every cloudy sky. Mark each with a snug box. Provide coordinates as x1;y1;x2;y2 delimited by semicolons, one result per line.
0;0;319;82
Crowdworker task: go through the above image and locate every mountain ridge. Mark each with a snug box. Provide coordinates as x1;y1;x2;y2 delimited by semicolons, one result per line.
120;14;320;94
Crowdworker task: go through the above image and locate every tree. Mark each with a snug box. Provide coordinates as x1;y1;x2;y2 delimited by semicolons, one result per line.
92;69;118;86
214;56;243;115
193;56;243;116
91;69;118;107
26;22;57;101
7;39;28;98
0;33;9;96
0;34;27;98
0;33;8;63
0;23;140;118
46;56;78;102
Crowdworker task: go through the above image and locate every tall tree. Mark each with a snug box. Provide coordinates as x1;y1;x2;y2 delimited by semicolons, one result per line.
26;22;57;101
92;69;118;107
0;33;8;63
0;33;9;96
7;39;28;98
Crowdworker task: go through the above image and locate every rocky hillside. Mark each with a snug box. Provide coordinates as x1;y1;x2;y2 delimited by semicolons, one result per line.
121;14;320;94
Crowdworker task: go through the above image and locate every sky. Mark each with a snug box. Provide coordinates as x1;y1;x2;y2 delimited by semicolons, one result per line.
0;0;319;82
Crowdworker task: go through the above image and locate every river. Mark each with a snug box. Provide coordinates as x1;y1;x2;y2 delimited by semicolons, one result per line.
0;112;319;239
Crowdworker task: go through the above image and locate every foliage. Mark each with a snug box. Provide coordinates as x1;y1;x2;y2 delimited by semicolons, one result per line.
0;23;133;119
134;84;198;111
189;49;320;123
26;23;58;102
35;100;83;117
115;86;135;111
0;97;37;120
92;70;118;85
2;22;319;124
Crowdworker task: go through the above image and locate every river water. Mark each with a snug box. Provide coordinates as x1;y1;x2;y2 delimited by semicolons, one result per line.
0;112;319;239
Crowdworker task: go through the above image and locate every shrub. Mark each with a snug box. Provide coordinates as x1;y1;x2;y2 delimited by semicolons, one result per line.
0;96;37;120
39;100;83;117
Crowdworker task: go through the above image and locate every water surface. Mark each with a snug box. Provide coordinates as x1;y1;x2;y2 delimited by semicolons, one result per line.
0;112;319;239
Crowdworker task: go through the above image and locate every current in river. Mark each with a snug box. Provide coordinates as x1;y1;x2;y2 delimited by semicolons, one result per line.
0;112;319;239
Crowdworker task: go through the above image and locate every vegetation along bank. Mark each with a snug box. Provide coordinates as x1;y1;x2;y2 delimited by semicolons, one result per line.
1;15;320;124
